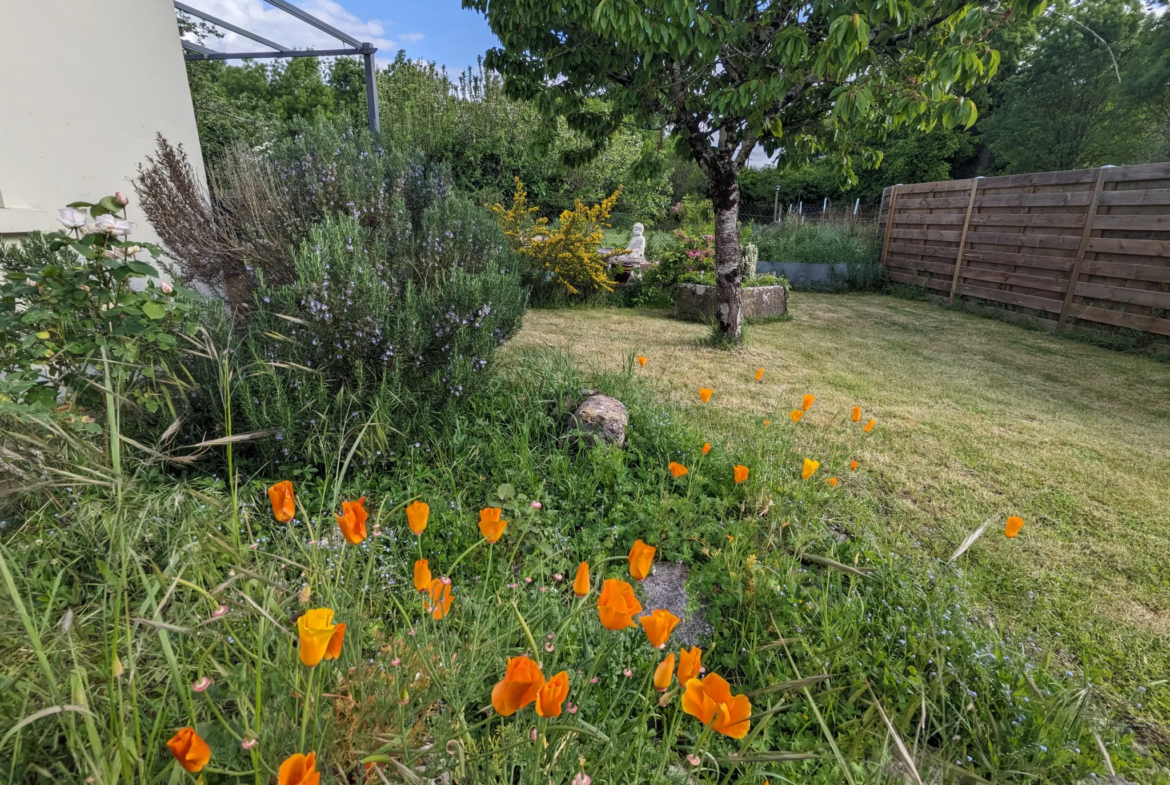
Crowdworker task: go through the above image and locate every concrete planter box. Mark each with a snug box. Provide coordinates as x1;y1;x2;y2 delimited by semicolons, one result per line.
755;261;851;290
675;283;788;322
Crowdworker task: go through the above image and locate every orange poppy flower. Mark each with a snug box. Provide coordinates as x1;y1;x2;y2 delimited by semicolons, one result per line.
801;394;815;411
864;418;876;433
699;388;714;403
166;727;210;773
336;497;368;545
298;608;338;667
640;608;681;648
668;461;689;478
491;655;545;716
702;442;712;455
677;646;702;683
654;653;676;691
682;673;752;739
827;477;838;487
850;460;858;471
755;368;764;381
636;355;648;367
536;671;570;717
573;561;590;598
268;480;295;523
413;559;432;592
763;419;771;429
324;622;345;661
597;579;643;630
852;406;861;423
789;409;804;423
427;579;453;619
278;752;321;785
478;507;507;543
628;539;656;581
733;465;749;484
405;500;429;536
801;458;820;480
1005;515;1025;538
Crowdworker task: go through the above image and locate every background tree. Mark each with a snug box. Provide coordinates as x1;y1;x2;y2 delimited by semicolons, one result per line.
980;0;1155;172
465;0;1044;342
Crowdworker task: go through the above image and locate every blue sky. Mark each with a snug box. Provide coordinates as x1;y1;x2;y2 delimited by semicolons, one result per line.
180;0;501;73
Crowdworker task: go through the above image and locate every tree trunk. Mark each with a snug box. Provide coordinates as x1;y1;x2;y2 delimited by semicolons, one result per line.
710;171;743;343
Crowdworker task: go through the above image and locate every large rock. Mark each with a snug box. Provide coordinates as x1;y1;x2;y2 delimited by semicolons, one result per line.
570;394;628;446
675;282;788;322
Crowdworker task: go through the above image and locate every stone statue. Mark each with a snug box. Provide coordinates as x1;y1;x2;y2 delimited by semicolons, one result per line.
612;223;647;268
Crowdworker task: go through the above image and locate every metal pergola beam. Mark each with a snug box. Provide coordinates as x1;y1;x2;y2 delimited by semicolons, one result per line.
175;0;380;135
262;0;363;48
175;1;291;52
183;47;364;61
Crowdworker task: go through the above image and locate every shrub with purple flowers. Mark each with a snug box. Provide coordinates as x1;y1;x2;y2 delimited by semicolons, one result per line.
238;214;525;466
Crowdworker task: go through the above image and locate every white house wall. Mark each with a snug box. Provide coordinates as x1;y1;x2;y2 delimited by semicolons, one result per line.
0;0;205;244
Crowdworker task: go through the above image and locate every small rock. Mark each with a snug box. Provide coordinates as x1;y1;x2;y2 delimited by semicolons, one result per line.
570;394;628;447
640;562;712;646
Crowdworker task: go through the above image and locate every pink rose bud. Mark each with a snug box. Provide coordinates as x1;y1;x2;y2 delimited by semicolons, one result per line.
114;192;128;206
161;281;174;295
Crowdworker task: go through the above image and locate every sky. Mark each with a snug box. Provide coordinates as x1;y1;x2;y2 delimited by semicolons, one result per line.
179;0;501;73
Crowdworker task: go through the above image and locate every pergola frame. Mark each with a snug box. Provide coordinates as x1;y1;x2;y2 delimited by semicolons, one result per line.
177;0;380;134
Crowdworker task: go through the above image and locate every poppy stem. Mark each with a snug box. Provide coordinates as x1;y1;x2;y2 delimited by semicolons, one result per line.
299;665;316;752
510;600;540;660
447;538;485;576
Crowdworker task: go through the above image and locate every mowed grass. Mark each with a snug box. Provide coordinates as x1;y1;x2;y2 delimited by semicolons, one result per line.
506;293;1170;747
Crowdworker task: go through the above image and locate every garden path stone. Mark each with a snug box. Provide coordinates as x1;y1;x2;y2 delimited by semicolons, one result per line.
639;561;712;646
569;393;628;446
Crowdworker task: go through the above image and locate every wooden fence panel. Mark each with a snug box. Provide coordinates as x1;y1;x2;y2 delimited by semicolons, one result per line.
879;162;1170;339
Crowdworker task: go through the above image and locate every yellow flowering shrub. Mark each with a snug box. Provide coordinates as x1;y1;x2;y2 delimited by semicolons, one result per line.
490;177;547;253
492;178;621;297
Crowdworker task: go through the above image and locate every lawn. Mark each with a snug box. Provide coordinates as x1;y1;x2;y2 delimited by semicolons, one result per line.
509;293;1170;748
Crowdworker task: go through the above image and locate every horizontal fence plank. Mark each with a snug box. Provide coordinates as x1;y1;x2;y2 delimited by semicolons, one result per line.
1080;260;1170;283
1085;237;1170;257
975;192;1094;209
956;282;1065;313
1098;188;1170;206
1103;162;1170;183
969;213;1087;229
888;257;956;276
960;267;1069;293
960;249;1076;272
1074;281;1170;309
890;228;964;243
962;231;1083;251
978;169;1100;189
888;241;959;260
1093;214;1170;231
1068;304;1170;336
887;270;954;292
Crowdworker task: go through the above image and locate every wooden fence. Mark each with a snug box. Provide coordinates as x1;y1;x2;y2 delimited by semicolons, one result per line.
877;163;1170;338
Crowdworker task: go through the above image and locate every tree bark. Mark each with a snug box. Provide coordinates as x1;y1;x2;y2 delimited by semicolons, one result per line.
710;165;743;343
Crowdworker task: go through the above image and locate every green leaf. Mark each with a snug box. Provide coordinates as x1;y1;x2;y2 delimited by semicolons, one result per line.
141;302;166;320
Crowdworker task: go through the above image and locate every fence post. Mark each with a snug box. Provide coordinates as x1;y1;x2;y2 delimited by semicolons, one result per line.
947;178;982;304
1057;167;1108;331
879;185;899;267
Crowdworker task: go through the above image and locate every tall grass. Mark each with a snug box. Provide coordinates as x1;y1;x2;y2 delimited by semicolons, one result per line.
0;351;1143;783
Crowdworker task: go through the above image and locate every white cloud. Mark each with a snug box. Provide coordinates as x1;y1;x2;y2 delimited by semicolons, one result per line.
180;0;405;64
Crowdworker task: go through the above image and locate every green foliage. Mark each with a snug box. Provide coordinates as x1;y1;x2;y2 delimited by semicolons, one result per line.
0;220;197;414
981;0;1162;172
753;221;882;267
238;214;526;467
634;231;716;307
0;351;1151;782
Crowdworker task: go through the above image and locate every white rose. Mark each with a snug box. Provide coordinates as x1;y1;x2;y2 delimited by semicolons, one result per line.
57;207;88;229
94;214;134;236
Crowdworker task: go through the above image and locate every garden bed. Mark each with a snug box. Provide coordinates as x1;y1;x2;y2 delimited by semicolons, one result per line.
755;260;851;290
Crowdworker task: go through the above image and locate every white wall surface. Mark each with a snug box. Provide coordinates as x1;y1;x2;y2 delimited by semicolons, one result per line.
0;0;205;244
